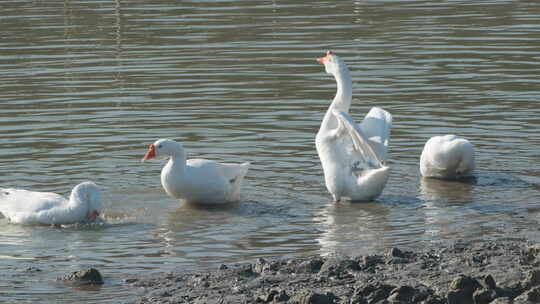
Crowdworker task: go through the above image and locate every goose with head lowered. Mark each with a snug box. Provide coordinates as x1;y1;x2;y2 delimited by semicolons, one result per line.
0;181;102;225
142;139;250;205
316;51;392;203
420;135;475;179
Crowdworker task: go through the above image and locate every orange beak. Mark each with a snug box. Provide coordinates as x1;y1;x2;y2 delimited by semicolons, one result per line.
142;144;156;162
317;50;333;64
87;210;100;221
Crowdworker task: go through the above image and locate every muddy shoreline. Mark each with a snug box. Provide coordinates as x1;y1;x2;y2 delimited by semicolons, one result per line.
126;240;540;303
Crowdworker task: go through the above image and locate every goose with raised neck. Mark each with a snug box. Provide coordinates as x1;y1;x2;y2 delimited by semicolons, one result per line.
315;51;393;202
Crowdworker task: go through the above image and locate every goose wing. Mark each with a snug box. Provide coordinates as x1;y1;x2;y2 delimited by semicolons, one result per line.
0;188;65;220
358;107;392;162
332;109;385;170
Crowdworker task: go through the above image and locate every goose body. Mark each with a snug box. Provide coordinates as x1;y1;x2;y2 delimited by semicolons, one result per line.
142;139;249;204
420;135;475;179
0;181;102;225
316;51;392;202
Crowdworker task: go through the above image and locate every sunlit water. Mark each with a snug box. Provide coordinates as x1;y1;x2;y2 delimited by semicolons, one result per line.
0;0;539;302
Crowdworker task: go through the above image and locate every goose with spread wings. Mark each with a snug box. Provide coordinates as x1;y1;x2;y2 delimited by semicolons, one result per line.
315;51;392;202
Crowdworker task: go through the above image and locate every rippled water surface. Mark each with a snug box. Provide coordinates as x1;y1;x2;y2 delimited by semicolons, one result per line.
1;0;539;302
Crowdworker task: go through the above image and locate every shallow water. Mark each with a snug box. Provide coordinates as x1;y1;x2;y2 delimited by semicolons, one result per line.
0;0;539;302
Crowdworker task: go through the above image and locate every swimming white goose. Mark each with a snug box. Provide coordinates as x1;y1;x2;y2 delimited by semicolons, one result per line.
420;135;475;179
142;139;250;205
316;51;392;202
0;181;102;225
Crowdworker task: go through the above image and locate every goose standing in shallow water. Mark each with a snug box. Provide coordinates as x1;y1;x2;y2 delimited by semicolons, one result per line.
142;139;249;205
0;181;102;225
315;51;392;202
420;135;475;179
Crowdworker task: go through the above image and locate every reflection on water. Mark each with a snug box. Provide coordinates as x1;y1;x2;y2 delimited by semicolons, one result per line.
1;0;540;302
419;177;475;203
419;177;476;242
315;202;391;256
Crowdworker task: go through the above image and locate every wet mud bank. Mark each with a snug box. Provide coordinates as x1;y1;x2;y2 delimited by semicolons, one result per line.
127;241;540;303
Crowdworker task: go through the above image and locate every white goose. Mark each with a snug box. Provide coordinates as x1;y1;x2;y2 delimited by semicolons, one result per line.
420;135;475;179
0;181;102;225
142;139;250;205
316;51;392;202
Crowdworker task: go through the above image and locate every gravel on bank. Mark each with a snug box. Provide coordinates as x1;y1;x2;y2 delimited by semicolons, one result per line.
127;240;540;304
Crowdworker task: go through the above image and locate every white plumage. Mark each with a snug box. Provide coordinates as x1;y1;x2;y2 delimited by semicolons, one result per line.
315;51;392;202
142;139;249;205
420;135;475;179
0;181;102;225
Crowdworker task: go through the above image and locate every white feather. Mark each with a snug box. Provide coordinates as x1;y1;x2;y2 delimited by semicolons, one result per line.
420;135;475;179
143;139;249;205
316;51;392;202
0;181;102;225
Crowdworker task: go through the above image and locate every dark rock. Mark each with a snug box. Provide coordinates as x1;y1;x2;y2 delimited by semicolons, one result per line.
231;284;248;294
420;296;445;304
450;275;482;293
470;253;489;267
523;244;540;264
521;269;540;290
484;274;497;289
448;289;471;304
361;255;384;271
452;242;468;253
59;268;103;285
319;256;359;277
528;244;540;255
289;290;337;304
190;274;211;289
296;258;325;274
128;241;540;304
447;275;482;304
234;263;255;277
348;289;368;304
218;264;228;270
254;259;265;273
193;295;232;304
387;257;409;265
389;248;406;258
274;289;290;302
256;289;290;303
472;288;496;304
495;285;523;300
368;289;392;303
412;285;434;302
387;285;416;303
355;283;396;304
254;258;280;274
513;286;540;303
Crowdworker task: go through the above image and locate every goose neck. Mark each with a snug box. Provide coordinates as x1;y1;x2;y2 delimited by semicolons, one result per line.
68;190;85;207
167;153;186;172
63;192;90;221
331;68;352;111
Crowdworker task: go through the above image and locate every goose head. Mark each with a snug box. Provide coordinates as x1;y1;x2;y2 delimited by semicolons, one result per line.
71;181;102;222
142;139;184;162
317;50;348;76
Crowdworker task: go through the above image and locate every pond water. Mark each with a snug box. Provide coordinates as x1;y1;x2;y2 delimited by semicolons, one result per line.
0;0;539;302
